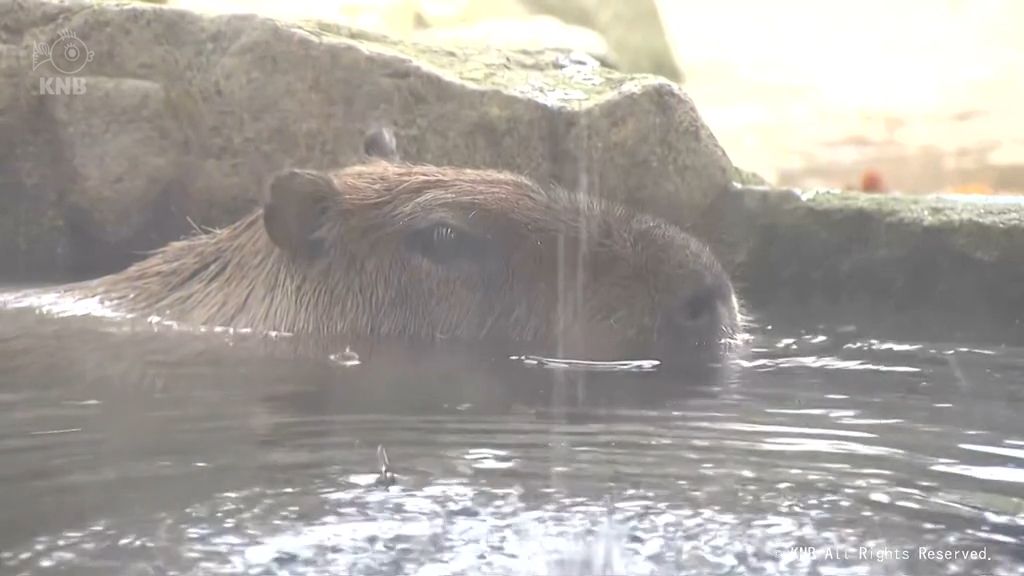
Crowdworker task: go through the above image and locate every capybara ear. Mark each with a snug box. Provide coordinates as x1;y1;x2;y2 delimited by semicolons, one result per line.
363;126;399;162
263;169;335;259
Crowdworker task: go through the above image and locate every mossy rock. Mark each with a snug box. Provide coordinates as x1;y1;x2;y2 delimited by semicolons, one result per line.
0;0;732;280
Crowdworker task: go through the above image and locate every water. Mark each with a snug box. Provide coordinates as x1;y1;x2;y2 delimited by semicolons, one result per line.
1;291;1023;576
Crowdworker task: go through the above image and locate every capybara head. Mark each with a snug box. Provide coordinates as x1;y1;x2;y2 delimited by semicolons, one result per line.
78;129;742;370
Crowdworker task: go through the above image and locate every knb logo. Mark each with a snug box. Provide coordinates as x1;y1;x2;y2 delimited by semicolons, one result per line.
32;28;93;95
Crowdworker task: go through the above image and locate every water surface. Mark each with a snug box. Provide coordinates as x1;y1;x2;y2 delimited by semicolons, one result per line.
1;292;1023;576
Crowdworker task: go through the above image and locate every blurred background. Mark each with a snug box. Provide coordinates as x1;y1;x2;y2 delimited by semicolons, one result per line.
168;0;1024;195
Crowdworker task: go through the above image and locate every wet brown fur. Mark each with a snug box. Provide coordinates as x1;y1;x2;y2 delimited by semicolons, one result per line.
67;160;741;362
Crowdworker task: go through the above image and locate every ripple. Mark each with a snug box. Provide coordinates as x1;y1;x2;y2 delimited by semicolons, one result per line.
738;355;922;373
958;443;1024;460
930;464;1024;484
3;316;1024;575
0;290;125;319
693;422;877;438
512;355;660;372
752;437;906;457
843;340;924;352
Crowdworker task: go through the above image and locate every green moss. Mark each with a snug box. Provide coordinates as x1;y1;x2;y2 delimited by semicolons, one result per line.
735;189;1024;279
801;191;1024;229
291;18;633;107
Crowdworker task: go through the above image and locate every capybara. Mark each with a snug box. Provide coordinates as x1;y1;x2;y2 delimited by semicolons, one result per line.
64;129;743;368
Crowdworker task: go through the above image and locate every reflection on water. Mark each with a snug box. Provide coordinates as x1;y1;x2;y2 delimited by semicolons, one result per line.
1;292;1023;575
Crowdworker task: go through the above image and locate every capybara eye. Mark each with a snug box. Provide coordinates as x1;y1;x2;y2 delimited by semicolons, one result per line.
405;223;483;265
364;127;399;161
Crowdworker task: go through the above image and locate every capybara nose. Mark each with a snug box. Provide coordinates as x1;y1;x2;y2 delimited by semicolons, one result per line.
658;284;731;354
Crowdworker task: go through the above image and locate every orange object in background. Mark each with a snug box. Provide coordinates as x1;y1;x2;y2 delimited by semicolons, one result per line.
860;169;887;193
950;182;994;195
